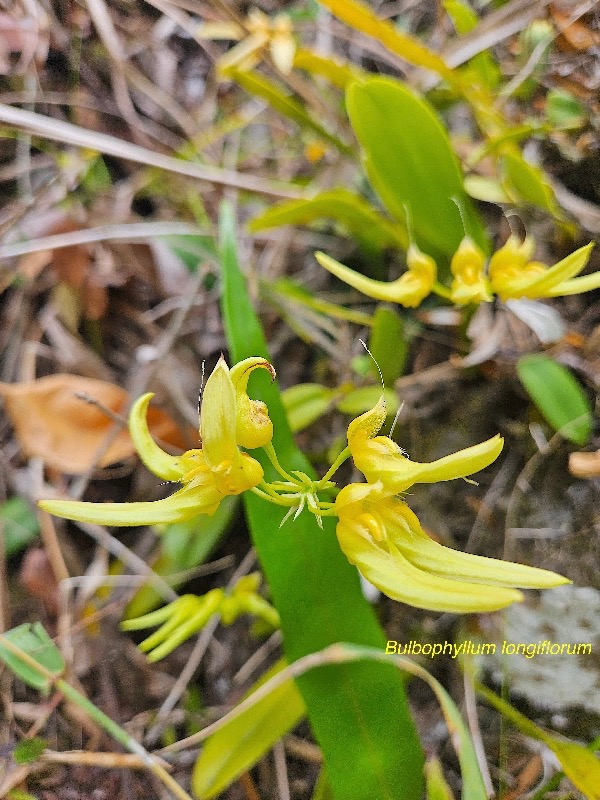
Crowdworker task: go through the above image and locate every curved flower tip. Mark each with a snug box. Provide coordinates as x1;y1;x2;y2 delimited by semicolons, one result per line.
490;240;597;300
335;485;569;613
229;357;275;449
450;237;493;305
347;394;503;492
129;393;187;482
315;251;435;308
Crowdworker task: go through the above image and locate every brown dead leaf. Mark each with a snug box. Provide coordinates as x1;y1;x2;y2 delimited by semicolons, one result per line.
0;375;194;473
551;6;600;52
569;450;600;478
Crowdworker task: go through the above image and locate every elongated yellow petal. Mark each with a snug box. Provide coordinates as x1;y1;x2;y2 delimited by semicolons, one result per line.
544;270;600;297
129;393;187;481
350;427;503;492
498;242;594;299
229;357;275;448
315;251;434;307
38;478;223;526
337;515;523;612
382;497;569;589
200;356;238;469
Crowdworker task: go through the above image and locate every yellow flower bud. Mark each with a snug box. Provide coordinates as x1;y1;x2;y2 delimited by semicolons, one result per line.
450;237;492;305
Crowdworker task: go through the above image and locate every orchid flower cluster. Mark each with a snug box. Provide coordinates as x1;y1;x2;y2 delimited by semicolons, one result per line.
316;236;598;308
40;356;568;625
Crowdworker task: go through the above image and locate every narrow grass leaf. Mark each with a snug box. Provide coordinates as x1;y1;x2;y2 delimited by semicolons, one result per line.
193;660;306;798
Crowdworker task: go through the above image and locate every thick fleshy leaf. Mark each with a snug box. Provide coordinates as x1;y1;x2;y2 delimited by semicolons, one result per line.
38;478;223;526
346;78;488;266
220;202;424;799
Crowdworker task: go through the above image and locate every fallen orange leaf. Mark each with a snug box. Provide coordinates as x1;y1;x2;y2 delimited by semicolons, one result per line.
0;375;194;473
569;449;600;479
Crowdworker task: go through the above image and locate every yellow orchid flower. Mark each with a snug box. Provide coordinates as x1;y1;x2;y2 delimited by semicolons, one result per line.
121;574;279;661
449;237;493;305
335;481;569;613
489;237;597;301
346;394;503;494
315;245;436;309
38;357;273;526
200;9;296;75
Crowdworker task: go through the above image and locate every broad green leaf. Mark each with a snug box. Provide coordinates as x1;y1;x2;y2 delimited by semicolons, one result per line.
13;737;47;764
346;78;488;266
124;496;238;619
249;188;407;254
479;683;600;800
368;306;408;385
516;354;593;446
502;150;563;218
464;175;511;204
317;0;454;81
219;202;424;800
226;68;352;155
1;496;40;557
0;623;64;695
282;383;336;433
193;660;305;798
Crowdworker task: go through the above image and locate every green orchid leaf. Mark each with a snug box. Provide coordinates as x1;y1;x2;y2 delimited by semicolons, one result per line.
517;354;593;446
219;202;424;800
282;383;336;432
502;150;563;218
346;77;488;266
0;623;65;695
249;188;407;255
192;660;305;798
368;305;409;385
1;496;40;557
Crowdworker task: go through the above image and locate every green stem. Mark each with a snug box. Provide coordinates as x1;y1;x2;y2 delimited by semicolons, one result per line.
432;282;452;299
319;446;351;485
262;442;295;482
250;485;295;506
